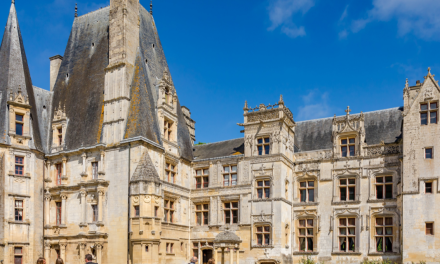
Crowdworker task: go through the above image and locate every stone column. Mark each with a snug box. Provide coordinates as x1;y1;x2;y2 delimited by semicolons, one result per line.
60;242;67;261
98;189;105;223
214;247;218;264
44;193;51;227
96;243;103;264
81;153;87;182
45;161;52;184
79;243;87;262
61;194;67;225
221;248;225;264
236;248;239;264
229;248;233;264
80;189;87;226
198;242;201;264
44;241;51;264
100;151;105;172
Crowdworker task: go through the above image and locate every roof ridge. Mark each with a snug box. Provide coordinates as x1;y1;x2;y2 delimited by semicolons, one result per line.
296;106;403;124
76;5;109;19
194;137;243;147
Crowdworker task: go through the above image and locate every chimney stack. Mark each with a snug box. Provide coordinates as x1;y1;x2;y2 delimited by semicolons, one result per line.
49;55;63;92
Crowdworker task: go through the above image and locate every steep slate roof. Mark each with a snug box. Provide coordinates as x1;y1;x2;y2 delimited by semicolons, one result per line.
295;107;403;152
49;7;109;151
0;3;43;150
193;138;244;160
33;86;53;152
131;151;160;183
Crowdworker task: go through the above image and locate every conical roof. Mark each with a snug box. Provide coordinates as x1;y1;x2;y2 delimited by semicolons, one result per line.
0;2;43;150
131;151;160;183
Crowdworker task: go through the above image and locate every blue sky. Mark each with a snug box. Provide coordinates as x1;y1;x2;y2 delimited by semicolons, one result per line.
2;0;440;144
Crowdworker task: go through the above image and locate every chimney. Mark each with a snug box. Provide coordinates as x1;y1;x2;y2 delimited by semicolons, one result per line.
416;80;421;86
49;55;63;92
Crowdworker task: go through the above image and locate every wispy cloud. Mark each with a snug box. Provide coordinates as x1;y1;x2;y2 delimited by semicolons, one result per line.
296;90;333;121
338;5;349;39
267;0;314;38
351;0;440;40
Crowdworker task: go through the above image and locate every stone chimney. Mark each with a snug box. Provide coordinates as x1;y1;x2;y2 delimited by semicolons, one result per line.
49;55;63;92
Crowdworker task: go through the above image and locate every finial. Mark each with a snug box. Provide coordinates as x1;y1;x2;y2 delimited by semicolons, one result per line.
244;100;248;110
405;78;408;88
150;0;153;15
428;67;431;75
345;106;351;116
279;94;284;104
12;0;15;4
75;3;78;18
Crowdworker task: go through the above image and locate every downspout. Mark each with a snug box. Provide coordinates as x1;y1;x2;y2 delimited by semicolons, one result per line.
128;143;131;264
188;183;192;260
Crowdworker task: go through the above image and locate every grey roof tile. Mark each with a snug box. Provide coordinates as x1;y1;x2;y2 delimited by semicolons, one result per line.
193;138;244;160
131;150;160;183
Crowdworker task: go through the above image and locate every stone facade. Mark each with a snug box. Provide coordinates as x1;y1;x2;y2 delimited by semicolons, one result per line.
0;1;438;264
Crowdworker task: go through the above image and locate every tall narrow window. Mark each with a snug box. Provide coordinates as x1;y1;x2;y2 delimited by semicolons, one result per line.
14;200;23;221
223;165;237;187
58;128;63;145
257;180;271;199
299;181;315;202
15;114;23;136
425;148;433;159
256;225;271;245
166;243;174;253
92;162;99;179
224;202;239;224
134;205;140;217
426;182;433;193
426;223;434;235
298;219;314;252
257;137;270;155
193;243;199;258
14;247;23;264
195;204;209;226
92;205;98;222
164;200;174;223
341;138;355;157
164;120;173;141
339;218;356;252
195;168;209;189
56;202;62;225
56;164;62;185
421;102;438;125
165;163;176;183
376;176;393;199
375;217;393;252
15;156;24;175
155;206;159;217
340;178;355;201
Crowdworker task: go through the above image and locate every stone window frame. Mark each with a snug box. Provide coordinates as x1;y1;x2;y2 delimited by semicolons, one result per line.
55;201;62;225
424;146;434;159
369;209;400;254
420;101;438;125
426;222;434;235
369;172;398;201
423;180;436;194
255;177;272;199
165;162;177;184
296;216;318;253
340;137;356;157
333;174;360;203
14;246;23;264
195;168;209;189
222;164;238;187
253;223;273;247
164;199;175;223
223;201;239;225
14;199;24;222
297;177;317;203
195;203;209;226
332;209;361;253
55;163;62;185
334;132;359;158
15;112;24;136
256;136;271;156
163;117;175;142
14;155;24;176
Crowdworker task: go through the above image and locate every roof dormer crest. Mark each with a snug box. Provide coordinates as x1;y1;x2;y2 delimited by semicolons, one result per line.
53;102;67;122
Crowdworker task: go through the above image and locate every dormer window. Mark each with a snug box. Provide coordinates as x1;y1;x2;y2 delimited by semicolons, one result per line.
257;137;270;155
341;138;355;157
58;128;63;145
421;102;438;125
164;119;174;141
165;88;172;105
15;114;23;136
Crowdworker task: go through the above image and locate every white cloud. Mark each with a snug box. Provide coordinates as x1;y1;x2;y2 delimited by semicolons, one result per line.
351;0;440;39
339;5;349;22
296;90;333;121
268;0;314;38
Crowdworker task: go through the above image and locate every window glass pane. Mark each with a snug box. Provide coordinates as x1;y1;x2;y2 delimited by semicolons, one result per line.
385;176;393;182
196;170;201;176
376;227;383;235
421;113;428;125
257;226;263;232
349;145;355;156
421;104;428;111
385;237;393;252
349;138;355;144
15;157;23;164
203;169;209;175
16;124;23;135
264;234;270;245
341;139;347;145
300;190;307;202
348;237;355;252
340;187;347;201
385;185;393;199
299;220;305;227
264;145;270;155
257;189;263;199
196;205;201;210
385;217;393;225
376;185;383;199
340;179;347;185
431;102;437;109
348;227;355;235
308;189;314;202
307;219;313;227
300;182;306;188
339;218;346;226
257;181;263;187
339;237;346;251
203;204;209;210
231;166;237;172
231;174;237;185
348;179;355;185
223;175;229;186
376;177;383;183
341;146;347;157
385;227;393;235
264;226;270;232
224;166;230;173
258;146;263;155
299;237;305;251
16;115;23;122
348;218;355;226
308;181;314;187
225;211;230;223
257;234;262;245
307;237;313;251
264;188;270;198
376;237;383;252
299;229;305;236
264;181;270;186
348;187;355;200
196;213;202;225
232;210;238;223
339;228;346;235
264;138;270;143
376;218;383;225
258;139;263;144
224;203;230;209
307;228;313;235
426;148;433;159
431;111;437;124
232;202;238;208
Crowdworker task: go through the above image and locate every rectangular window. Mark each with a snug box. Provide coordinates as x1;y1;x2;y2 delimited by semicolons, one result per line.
195;204;209;226
426;182;433;193
195;168;209;189
164;200;174;223
134;205;140;217
56;202;61;225
257;180;271;199
14;247;23;264
256;225;271;246
15;114;23;136
426;148;433;159
165;163;176;183
375;217;393;252
421;102;438;125
299;181;315;202
145;245;149;252
58;128;63;145
155;206;159;217
340;178;356;201
339;218;356;252
298;219;314;252
92;162;98;179
56;164;62;185
14;200;23;222
223;165;237;187
164;120;173;141
92;205;98;222
376;176;393;199
257;137;270;155
341;138;355;157
426;223;434;235
15;156;24;175
193;243;198;257
166;243;174;253
224;202;239;224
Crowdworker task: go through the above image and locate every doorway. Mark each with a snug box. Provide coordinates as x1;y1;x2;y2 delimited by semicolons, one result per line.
202;249;213;264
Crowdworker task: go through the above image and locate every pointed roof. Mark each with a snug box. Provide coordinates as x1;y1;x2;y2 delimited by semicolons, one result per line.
0;2;43;150
131;151;160;183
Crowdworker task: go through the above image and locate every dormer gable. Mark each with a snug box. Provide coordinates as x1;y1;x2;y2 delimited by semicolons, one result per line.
332;106;365;158
404;68;440;117
51;102;68;153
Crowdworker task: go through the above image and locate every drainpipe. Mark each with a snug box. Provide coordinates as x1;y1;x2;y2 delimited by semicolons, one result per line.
127;143;131;264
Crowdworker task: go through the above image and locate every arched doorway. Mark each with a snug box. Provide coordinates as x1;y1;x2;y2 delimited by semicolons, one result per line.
202;248;213;264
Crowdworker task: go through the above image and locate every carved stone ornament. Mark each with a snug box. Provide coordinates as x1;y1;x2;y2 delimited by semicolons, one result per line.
53;102;67;122
252;210;272;223
8;86;29;106
132;196;140;205
424;84;434;99
144;195;151;203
